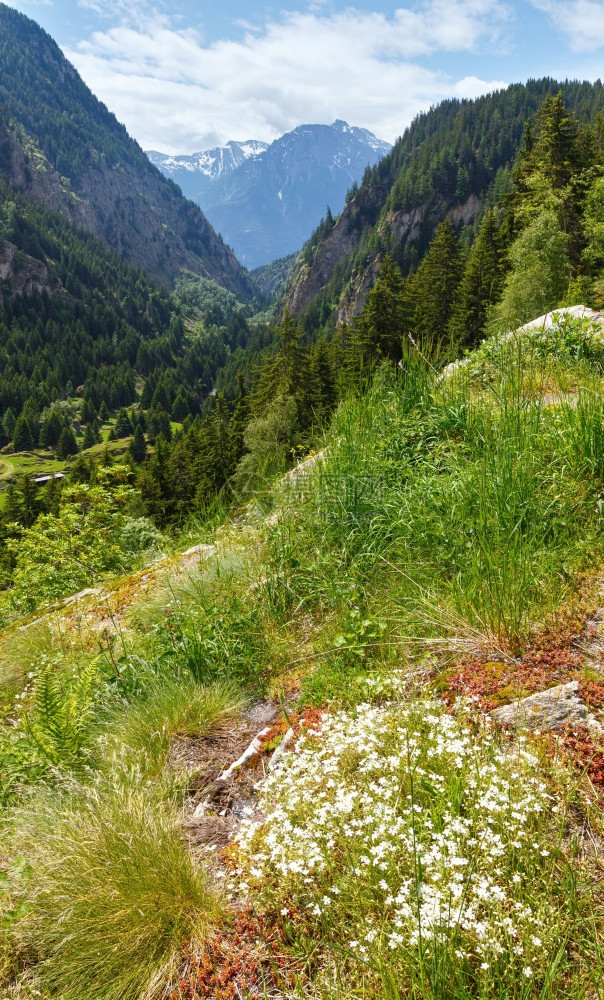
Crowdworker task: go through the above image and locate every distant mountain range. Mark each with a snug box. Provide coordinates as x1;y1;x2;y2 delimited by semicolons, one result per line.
147;122;391;268
146;141;269;198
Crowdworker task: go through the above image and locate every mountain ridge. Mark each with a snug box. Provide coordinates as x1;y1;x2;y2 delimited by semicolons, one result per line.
284;79;604;329
0;3;254;298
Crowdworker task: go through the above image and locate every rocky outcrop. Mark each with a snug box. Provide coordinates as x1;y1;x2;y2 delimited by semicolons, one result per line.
285;210;361;316
0;238;64;297
491;681;588;731
0;123;95;231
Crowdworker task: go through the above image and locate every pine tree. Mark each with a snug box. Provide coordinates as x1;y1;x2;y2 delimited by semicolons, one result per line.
411;221;462;341
81;398;96;425
308;340;337;424
113;408;133;438
82;423;96;450
2;407;15;441
533;93;582;192
146;405;172;443
4;480;25;524
350;255;409;372
206;394;234;494
231;370;249;462
18;474;39;527
40;409;65;449
137;436;172;525
99;400;110;423
251;310;304;414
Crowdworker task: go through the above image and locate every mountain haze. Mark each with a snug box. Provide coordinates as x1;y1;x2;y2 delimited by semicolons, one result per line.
150;121;391;269
0;4;254;298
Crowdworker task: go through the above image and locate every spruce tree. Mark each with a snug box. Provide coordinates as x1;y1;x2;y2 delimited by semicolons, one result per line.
56;425;78;459
411;221;462;341
207;394;234;494
113;408;133;438
13;414;34;452
129;423;147;463
251;310;304;414
146;405;172;443
349;255;408;375
81;398;96;425
448;210;507;348
18;474;39;527
171;393;190;423
2;407;15;441
40;409;65;449
308;340;337;423
231;370;249;462
83;423;96;450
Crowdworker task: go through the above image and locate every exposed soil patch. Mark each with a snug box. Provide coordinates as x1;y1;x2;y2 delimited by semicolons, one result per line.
171;703;281;857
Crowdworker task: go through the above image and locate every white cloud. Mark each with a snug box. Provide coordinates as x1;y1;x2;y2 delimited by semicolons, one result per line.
64;3;511;152
531;0;604;51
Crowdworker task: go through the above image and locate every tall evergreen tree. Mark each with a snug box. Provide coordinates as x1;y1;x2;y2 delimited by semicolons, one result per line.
56;425;78;459
113;408;134;438
411;220;462;341
251;310;304;414
40;409;65;449
13;414;33;452
82;423;97;450
2;407;15;441
129;423;147;464
448;210;507;347
231;370;249;463
350;255;409;372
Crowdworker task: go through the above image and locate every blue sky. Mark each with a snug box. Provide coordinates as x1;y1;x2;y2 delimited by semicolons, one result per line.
6;1;604;152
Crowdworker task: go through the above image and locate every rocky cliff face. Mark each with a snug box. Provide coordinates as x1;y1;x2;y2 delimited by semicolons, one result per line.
0;119;254;298
0;121;95;230
285;188;483;323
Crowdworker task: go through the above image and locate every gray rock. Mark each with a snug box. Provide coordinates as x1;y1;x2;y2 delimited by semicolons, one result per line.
491;681;587;731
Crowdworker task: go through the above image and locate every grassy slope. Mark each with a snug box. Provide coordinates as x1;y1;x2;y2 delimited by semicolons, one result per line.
2;312;604;998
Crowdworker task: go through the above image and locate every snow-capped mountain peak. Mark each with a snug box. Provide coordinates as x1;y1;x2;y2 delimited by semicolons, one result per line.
146;140;268;185
147;121;391;268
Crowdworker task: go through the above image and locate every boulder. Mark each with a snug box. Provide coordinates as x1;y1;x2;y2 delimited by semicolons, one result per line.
491;681;587;731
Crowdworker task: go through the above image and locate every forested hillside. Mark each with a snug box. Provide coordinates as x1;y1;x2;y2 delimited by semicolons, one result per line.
286;78;604;330
0;4;254;297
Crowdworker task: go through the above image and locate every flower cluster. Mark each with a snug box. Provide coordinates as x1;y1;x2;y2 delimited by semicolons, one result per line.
234;701;559;981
